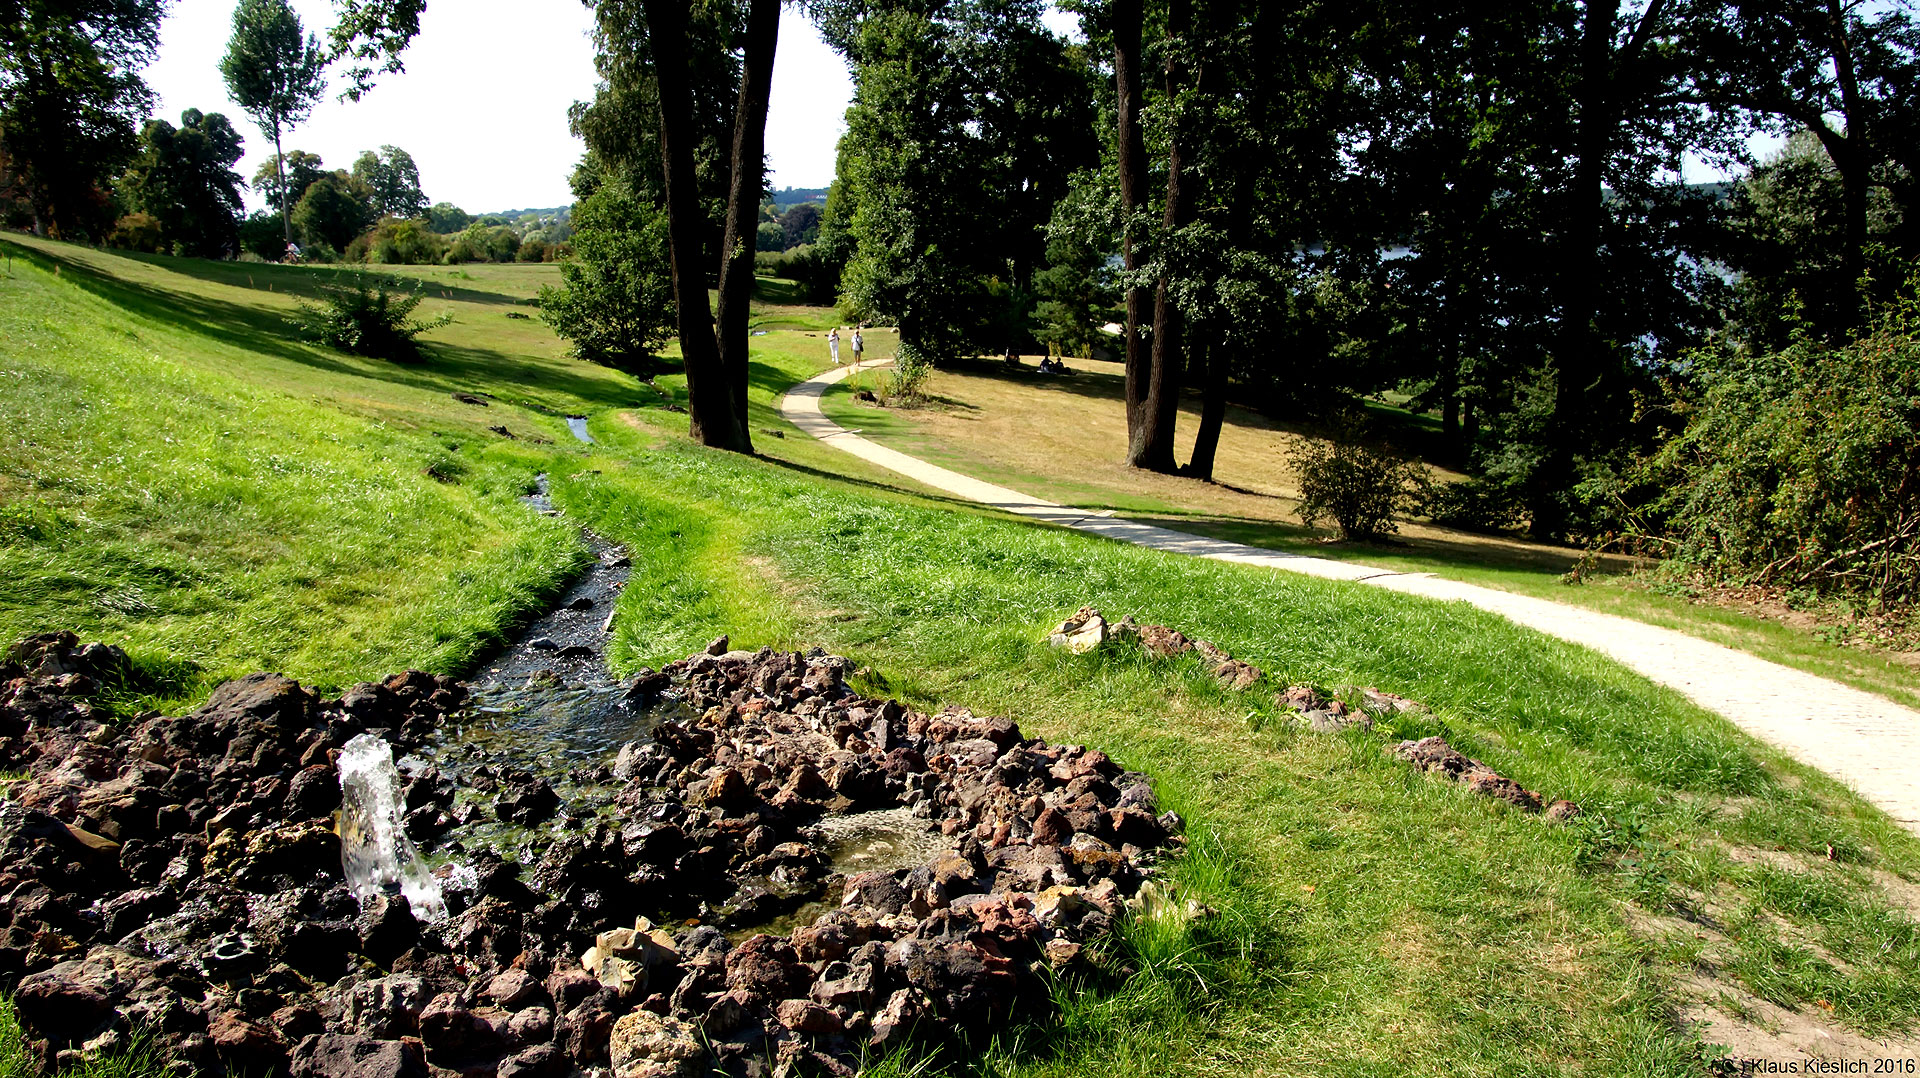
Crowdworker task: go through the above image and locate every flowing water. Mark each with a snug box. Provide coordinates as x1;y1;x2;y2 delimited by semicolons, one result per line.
337;732;448;922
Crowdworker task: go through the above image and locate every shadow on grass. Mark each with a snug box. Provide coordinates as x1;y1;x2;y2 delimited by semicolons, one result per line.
1131;512;1600;577
112;248;531;307
6;239;643;411
943;356;1459;465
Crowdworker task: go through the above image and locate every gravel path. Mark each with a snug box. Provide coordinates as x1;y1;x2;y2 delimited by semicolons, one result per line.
783;361;1920;833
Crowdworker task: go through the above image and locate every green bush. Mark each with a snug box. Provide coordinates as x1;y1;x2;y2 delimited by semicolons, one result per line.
105;213;165;254
1426;475;1526;534
882;341;931;405
346;217;445;265
1289;415;1432;539
290;275;451;362
1641;292;1920;609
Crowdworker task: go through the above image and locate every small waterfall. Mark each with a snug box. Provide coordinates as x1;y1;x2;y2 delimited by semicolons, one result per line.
337;733;447;923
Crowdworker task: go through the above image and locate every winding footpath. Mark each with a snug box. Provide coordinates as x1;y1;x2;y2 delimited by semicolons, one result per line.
783;361;1920;834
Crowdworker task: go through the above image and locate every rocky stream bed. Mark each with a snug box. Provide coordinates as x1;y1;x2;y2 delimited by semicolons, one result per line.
0;619;1182;1078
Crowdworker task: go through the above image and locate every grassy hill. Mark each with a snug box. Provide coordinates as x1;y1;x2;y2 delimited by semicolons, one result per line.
3;235;1918;1074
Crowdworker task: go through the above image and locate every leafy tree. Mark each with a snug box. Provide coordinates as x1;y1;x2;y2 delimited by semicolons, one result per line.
117;108;247;258
1711;130;1909;349
1033;176;1114;360
444;222;521;263
829;1;1097;369
253;149;327;209
351;145;429;218
778;201;821;248
574;0;779;452
238;209;286;259
327;0;427;100
292;170;374;255
755;220;786;251
346;215;443;263
1689;0;1920;316
537;179;676;377
0;0;163;238
426;200;469;233
222;0;328;252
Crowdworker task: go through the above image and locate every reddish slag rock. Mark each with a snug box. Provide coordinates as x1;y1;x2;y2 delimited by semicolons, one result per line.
0;636;1182;1076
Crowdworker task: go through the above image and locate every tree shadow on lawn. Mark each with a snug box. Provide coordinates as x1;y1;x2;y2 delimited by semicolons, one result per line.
943;356;1452;462
11;241;640;411
111;248;530;307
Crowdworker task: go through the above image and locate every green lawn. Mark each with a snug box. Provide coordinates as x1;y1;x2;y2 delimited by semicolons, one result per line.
815;368;1920;713
3;238;1918;1075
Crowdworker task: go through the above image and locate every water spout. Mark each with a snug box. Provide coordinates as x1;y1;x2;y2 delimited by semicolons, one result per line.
337;733;447;922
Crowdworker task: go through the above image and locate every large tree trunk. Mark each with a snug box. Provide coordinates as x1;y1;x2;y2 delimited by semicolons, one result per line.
1533;0;1618;539
1823;0;1870;298
642;0;752;453
1185;337;1227;480
1112;0;1152;461
1136;0;1195;474
715;0;780;438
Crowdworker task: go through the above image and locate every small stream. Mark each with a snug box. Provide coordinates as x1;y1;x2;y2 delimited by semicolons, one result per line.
395;466;944;935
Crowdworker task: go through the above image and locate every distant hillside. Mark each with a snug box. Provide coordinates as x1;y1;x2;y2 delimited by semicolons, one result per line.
477;205;571;222
771;186;829;209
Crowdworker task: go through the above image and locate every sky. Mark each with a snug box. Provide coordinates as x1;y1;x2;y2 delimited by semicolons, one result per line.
143;2;1747;216
145;1;864;215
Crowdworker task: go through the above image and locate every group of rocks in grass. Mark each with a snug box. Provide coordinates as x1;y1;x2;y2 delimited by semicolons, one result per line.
1;630;1182;1077
1048;606;1581;820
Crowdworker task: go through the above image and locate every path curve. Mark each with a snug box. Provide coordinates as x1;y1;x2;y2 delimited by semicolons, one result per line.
784;361;1920;833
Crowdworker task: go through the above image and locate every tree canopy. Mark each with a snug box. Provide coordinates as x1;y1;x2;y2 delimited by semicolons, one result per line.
0;0;164;238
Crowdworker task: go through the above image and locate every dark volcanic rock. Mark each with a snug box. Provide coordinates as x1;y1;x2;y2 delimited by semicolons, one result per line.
291;1034;429;1078
0;632;1180;1078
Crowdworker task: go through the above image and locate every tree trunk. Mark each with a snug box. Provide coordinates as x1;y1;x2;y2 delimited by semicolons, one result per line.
1136;0;1194;474
1439;357;1461;462
1112;0;1152;461
714;0;780;438
1534;0;1618;539
274;125;291;249
642;0;752;453
1823;0;1870;299
1185;337;1227;480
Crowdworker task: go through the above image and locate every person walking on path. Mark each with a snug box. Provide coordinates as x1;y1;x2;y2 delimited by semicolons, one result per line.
828;327;841;366
851;326;865;364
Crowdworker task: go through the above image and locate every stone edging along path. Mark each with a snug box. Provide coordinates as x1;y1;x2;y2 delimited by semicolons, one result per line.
782;360;1920;835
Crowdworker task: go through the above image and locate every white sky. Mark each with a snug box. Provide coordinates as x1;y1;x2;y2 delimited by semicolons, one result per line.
145;1;862;214
143;2;1753;215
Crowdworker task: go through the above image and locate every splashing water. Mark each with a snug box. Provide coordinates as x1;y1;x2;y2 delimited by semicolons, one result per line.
337;733;447;922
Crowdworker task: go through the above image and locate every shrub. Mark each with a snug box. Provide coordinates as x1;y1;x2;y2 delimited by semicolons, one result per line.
1426;475;1526;534
290;275;451;362
347;217;445;265
882;341;931;405
1639;292;1920;609
106;212;165;253
1289;415;1432;539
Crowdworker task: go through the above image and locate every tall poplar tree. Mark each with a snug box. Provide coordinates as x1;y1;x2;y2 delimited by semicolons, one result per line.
221;0;328;251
